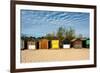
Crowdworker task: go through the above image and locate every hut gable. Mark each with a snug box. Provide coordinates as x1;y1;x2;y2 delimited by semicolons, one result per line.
62;39;70;44
21;39;25;50
27;40;35;45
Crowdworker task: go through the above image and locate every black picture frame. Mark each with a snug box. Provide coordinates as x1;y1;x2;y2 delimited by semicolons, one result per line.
10;0;97;73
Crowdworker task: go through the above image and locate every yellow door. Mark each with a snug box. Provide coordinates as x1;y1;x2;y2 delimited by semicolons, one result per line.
51;40;59;49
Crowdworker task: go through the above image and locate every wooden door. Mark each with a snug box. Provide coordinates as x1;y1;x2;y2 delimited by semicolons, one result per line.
39;40;48;49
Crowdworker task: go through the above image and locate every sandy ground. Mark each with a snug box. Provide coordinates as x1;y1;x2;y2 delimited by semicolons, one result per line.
21;48;89;63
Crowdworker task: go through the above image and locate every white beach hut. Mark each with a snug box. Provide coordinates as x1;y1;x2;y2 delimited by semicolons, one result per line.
27;40;36;50
62;39;70;48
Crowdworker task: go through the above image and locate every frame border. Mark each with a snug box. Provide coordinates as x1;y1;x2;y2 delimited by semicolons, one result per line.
10;1;97;73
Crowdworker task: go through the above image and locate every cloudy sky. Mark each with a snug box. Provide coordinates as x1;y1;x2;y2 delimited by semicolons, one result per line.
21;9;90;38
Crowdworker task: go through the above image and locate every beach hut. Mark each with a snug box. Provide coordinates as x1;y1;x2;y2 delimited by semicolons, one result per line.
82;38;90;48
39;39;49;49
86;39;90;48
62;39;70;48
51;38;59;49
71;38;82;48
27;40;36;50
21;39;25;50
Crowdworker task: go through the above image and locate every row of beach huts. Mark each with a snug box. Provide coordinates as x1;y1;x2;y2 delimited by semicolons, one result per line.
21;38;90;50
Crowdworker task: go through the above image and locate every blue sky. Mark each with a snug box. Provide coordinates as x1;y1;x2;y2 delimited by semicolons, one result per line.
21;9;90;38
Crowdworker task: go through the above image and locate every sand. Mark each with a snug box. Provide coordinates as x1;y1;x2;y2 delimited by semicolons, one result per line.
21;48;89;63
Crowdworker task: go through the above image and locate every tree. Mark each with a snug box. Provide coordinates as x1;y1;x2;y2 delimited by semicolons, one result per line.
46;32;55;40
27;36;36;41
46;33;52;40
77;34;83;39
56;27;65;48
56;27;65;40
21;34;28;40
65;27;75;42
21;34;36;41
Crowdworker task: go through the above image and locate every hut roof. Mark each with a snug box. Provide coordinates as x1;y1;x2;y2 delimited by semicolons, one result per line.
81;38;90;41
62;39;70;44
71;38;82;42
27;38;36;42
39;38;48;41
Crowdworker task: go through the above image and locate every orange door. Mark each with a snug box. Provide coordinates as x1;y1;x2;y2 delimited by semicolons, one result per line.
39;40;48;49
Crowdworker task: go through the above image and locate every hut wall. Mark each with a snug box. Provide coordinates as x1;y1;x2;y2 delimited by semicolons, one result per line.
24;40;28;50
82;40;86;48
36;42;39;49
48;41;51;49
82;39;90;48
21;40;24;50
86;39;90;48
